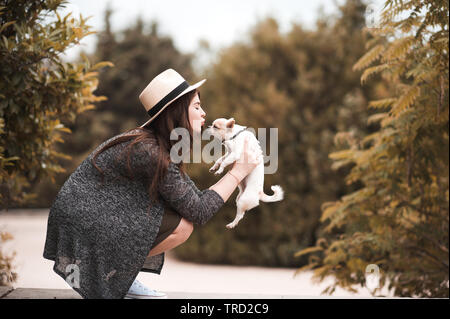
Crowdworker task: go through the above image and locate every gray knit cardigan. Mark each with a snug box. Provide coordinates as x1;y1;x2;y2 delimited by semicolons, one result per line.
42;130;225;299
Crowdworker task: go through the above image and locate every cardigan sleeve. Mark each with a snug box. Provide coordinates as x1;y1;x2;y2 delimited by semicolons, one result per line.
183;173;203;196
157;161;225;225
132;140;225;225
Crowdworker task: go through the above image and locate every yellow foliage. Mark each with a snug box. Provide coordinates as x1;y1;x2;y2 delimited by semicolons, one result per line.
391;85;420;117
353;44;385;71
294;246;323;258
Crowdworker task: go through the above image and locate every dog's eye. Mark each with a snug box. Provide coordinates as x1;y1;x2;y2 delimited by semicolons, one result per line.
213;125;218;129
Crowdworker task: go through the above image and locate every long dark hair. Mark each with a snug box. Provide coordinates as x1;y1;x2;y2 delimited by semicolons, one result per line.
91;89;200;203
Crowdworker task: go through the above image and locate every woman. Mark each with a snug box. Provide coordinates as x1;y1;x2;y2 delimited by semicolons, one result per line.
43;69;261;299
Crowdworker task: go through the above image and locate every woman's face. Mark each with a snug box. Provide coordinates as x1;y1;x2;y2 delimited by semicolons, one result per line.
188;93;206;134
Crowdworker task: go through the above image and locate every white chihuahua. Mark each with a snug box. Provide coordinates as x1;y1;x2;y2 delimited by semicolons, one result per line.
207;117;284;228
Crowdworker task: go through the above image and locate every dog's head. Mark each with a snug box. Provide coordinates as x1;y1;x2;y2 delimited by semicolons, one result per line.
206;117;235;141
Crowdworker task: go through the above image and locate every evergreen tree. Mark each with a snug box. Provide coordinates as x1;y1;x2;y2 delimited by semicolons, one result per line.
296;0;449;297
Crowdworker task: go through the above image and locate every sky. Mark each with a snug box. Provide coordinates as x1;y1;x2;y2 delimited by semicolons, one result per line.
59;0;385;68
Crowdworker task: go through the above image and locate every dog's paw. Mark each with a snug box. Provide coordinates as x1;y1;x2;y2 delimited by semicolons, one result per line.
209;166;217;172
215;168;224;175
226;222;236;229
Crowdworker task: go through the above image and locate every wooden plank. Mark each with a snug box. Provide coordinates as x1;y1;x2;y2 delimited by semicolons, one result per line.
3;288;82;299
1;288;393;299
166;291;294;299
0;286;14;298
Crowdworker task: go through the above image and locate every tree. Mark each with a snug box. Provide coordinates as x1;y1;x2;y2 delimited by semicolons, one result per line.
296;0;449;297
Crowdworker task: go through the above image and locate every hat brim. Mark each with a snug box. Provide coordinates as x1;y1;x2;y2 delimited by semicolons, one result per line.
139;79;206;128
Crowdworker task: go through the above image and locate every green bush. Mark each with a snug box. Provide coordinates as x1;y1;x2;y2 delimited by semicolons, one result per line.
0;0;110;209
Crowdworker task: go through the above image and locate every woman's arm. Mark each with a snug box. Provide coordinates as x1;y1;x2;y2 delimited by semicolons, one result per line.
182;136;260;203
208;168;246;202
133;141;224;225
184;167;245;202
138;136;260;224
209;136;261;202
157;161;225;225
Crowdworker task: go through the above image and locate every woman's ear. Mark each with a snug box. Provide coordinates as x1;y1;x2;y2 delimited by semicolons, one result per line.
226;118;235;128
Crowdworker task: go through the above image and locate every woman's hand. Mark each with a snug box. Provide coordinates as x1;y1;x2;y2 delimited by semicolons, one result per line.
230;136;262;180
209;136;263;202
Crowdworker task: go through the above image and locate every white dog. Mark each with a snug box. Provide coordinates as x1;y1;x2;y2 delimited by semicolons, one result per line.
206;117;284;228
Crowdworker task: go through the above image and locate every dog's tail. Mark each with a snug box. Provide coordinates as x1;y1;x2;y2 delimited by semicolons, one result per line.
259;185;284;202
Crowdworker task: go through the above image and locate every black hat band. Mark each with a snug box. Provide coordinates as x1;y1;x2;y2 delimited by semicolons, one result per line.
147;81;190;119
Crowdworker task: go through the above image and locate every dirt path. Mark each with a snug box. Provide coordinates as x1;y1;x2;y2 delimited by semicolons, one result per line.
0;209;391;297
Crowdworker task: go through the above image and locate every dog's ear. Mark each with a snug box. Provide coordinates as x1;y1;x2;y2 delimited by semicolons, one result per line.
226;118;235;128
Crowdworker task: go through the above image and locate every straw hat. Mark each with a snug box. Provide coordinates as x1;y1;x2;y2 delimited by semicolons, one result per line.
138;69;206;127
